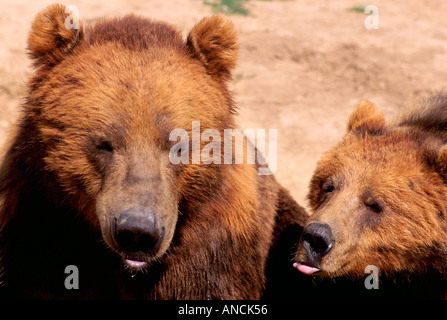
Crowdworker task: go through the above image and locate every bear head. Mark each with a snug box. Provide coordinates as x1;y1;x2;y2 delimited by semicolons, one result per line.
22;4;239;270
294;99;447;279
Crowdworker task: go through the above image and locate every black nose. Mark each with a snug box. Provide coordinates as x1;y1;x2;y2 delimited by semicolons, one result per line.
114;210;163;254
301;223;334;261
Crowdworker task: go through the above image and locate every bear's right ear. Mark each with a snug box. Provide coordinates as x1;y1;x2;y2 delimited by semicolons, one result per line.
347;100;386;135
186;16;239;82
27;4;83;68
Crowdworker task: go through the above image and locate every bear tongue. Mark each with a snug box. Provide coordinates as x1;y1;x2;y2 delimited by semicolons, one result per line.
293;262;320;275
125;259;147;269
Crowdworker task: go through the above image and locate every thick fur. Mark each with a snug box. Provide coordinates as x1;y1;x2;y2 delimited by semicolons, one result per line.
0;4;308;299
295;93;447;298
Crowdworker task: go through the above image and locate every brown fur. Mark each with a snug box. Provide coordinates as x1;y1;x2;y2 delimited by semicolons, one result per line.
0;4;307;299
295;94;447;294
186;16;239;82
346;100;385;135
27;4;83;68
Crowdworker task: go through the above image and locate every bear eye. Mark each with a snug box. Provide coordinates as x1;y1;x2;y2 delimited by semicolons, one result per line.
322;179;335;193
364;198;383;213
96;140;114;153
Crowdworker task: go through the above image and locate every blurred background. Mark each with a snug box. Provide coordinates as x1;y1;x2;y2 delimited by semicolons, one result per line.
1;0;447;211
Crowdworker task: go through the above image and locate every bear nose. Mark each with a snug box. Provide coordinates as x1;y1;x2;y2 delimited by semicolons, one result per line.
114;209;163;254
301;223;335;261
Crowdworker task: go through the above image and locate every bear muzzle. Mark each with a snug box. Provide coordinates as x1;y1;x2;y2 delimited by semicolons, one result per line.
293;222;335;275
113;208;165;269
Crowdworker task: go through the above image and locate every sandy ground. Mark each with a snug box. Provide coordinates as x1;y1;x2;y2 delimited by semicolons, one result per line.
1;0;447;211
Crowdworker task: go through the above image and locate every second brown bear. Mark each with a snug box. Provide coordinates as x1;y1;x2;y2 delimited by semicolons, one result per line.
295;96;447;298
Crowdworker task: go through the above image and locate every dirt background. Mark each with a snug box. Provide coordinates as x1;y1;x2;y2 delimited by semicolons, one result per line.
1;0;447;212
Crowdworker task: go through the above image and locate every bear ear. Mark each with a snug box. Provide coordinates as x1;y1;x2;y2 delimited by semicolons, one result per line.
27;4;83;68
186;16;239;81
347;100;386;134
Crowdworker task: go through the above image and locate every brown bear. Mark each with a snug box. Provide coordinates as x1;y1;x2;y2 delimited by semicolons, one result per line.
294;95;447;298
0;4;308;299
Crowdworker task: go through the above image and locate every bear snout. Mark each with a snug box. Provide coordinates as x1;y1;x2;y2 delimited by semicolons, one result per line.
113;209;165;258
301;223;335;264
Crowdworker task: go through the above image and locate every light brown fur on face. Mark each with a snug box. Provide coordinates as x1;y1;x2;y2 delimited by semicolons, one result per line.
295;96;447;279
0;4;308;299
22;7;241;261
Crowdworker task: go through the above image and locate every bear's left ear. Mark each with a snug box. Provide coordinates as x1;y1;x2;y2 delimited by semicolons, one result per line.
27;4;83;69
347;100;386;135
187;16;239;81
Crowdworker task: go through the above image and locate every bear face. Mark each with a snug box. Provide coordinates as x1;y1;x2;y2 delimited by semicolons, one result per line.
294;99;447;279
0;4;311;299
19;5;239;270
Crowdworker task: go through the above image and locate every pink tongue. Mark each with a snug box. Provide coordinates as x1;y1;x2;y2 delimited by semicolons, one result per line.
293;262;320;275
125;259;147;269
